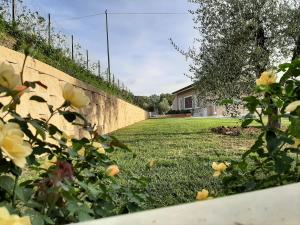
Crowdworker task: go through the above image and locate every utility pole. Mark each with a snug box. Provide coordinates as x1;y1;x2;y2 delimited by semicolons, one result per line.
86;50;89;70
12;0;16;23
48;13;51;46
71;35;74;60
105;9;111;83
98;60;101;77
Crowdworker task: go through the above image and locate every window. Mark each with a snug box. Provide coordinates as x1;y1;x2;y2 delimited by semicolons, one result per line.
184;96;193;109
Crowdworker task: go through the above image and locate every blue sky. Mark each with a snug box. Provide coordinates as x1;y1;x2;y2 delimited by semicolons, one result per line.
23;0;197;96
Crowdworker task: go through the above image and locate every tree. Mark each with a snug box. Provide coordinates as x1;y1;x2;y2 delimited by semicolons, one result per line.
173;0;300;125
158;98;170;114
148;94;160;112
159;93;175;106
175;0;300;105
134;96;151;110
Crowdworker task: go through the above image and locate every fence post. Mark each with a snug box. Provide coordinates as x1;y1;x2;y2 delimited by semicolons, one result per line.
12;0;16;23
71;35;74;60
86;50;89;70
105;9;111;82
98;60;101;77
48;13;51;45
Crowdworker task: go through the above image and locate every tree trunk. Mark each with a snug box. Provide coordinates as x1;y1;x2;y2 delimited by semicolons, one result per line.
292;35;300;61
267;102;281;129
255;22;281;129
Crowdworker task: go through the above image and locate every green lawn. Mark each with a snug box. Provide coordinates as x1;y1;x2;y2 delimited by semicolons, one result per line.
112;118;258;209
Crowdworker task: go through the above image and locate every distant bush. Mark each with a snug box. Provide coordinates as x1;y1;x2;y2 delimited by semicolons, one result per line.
166;109;191;114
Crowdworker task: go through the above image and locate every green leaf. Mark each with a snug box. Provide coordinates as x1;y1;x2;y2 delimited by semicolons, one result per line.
219;99;234;105
266;131;282;155
29;120;46;140
29;95;47;103
24;81;47;89
48;124;62;136
61;111;77;123
0;176;14;194
274;153;293;174
241;118;253;128
25;209;45;225
285;80;294;96
243;96;260;113
15;187;33;202
278;63;290;72
242;132;264;159
67;201;93;221
289;116;300;138
109;136;130;150
78;211;93;222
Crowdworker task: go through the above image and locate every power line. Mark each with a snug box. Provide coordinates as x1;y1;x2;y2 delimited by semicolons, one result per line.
58;11;189;21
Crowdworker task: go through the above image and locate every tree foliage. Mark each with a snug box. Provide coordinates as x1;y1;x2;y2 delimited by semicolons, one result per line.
158;98;170;114
177;0;300;104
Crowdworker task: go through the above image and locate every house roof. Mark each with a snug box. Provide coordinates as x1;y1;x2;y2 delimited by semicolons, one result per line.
172;84;194;95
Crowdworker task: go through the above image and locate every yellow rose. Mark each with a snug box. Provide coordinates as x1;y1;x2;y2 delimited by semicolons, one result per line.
292;139;300;148
106;165;120;177
62;83;90;108
41;155;57;170
78;147;85;157
0;61;21;90
285;100;300;113
147;159;155;168
196;189;209;201
256;70;277;86
0;122;32;168
93;142;106;154
212;162;228;177
0;207;31;225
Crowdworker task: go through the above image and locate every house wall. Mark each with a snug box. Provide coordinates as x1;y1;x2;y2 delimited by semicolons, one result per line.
172;89;195;111
0;46;149;136
172;88;227;117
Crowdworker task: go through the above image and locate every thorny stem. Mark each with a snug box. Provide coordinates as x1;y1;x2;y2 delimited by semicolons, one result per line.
255;108;265;128
29;105;65;144
12;175;19;207
20;55;28;85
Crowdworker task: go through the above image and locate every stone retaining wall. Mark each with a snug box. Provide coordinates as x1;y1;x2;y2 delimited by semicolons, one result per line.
0;46;149;136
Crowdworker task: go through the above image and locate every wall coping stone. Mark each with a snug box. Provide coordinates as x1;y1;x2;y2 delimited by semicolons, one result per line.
71;182;300;225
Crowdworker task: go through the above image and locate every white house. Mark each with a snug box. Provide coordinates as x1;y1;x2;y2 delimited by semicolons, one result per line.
171;84;225;117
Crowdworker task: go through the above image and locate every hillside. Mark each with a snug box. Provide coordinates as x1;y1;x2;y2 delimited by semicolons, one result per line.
0;15;136;104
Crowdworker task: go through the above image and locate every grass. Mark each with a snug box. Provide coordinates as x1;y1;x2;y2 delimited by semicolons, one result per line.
111;118;259;209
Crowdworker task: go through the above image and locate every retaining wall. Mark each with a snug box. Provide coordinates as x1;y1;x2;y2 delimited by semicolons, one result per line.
0;46;149;136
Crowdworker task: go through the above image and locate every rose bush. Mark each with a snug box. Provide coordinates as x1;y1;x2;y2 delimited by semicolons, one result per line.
0;50;149;225
196;57;300;199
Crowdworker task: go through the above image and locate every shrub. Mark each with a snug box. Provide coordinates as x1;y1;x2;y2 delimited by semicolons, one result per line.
166;109;191;114
196;58;300;199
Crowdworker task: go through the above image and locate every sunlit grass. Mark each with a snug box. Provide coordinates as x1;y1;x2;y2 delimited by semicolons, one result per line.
112;118;259;209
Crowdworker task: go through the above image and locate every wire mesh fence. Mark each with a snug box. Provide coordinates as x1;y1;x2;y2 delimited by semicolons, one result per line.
0;0;132;99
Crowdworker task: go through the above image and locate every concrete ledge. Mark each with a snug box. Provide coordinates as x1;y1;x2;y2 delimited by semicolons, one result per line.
71;182;300;225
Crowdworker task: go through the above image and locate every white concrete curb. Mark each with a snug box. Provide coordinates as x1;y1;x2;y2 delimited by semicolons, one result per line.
71;182;300;225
